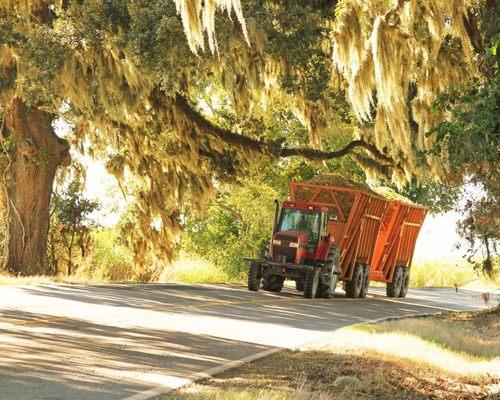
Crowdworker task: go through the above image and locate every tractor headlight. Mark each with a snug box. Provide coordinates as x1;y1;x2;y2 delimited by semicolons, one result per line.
289;242;299;248
272;239;281;245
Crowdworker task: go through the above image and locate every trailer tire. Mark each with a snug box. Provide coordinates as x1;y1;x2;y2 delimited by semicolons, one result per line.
295;279;304;292
304;268;321;299
387;266;404;297
262;274;284;292
359;264;370;298
247;262;261;292
399;267;410;298
345;263;364;298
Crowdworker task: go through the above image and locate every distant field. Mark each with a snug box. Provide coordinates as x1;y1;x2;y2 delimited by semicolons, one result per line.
164;307;500;400
410;256;498;289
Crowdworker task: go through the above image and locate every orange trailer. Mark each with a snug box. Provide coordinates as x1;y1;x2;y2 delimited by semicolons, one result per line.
290;179;427;297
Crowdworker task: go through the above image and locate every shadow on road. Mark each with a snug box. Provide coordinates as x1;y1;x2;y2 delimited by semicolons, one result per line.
0;308;273;400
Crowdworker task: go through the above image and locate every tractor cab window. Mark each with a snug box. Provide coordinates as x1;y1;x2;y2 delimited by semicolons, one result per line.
278;208;321;243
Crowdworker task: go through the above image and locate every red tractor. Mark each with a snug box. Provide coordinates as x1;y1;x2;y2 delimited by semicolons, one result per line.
244;177;427;299
245;199;340;299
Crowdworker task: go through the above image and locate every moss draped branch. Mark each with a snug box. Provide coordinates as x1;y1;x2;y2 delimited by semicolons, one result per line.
149;90;398;168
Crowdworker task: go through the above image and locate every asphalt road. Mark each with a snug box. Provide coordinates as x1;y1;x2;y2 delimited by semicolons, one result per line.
0;283;498;400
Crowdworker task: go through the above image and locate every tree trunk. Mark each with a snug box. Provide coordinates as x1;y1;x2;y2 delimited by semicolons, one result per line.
3;98;70;275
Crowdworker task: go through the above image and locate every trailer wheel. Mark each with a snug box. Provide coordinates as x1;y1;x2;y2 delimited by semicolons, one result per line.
345;263;363;298
386;266;404;297
295;279;304;292
399;267;410;297
304;268;321;299
247;262;261;292
359;264;370;298
262;274;284;292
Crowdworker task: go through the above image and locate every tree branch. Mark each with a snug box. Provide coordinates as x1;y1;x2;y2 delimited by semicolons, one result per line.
463;6;495;79
149;90;398;168
279;140;394;165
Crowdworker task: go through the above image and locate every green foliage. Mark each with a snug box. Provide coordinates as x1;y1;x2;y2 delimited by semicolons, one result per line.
396;180;460;214
429;71;499;275
182;177;277;279
77;229;136;281
47;178;99;275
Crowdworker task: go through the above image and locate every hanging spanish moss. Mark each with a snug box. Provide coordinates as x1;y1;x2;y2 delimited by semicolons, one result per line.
332;0;478;183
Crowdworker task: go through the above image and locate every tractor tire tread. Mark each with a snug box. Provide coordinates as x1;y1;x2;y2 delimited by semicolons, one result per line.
262;274;284;292
304;268;320;299
295;280;304;292
247;263;260;292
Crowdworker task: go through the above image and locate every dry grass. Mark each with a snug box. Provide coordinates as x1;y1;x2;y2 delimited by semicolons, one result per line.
0;273;105;286
161;256;239;284
366;308;499;359
163;308;500;400
0;256;239;286
409;257;499;289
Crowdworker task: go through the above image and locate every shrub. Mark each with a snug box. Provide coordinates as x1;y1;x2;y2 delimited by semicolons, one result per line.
77;229;136;281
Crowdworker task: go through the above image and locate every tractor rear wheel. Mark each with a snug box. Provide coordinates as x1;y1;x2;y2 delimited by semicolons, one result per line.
318;246;340;299
304;268;321;299
386;266;404;297
345;263;364;298
262;274;284;292
399;267;410;297
318;269;338;299
359;264;370;298
247;262;261;291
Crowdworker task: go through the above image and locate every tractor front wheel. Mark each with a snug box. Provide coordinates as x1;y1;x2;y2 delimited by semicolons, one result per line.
304;268;321;299
345;263;364;298
247;262;261;292
387;266;404;297
262;274;284;292
295;279;304;292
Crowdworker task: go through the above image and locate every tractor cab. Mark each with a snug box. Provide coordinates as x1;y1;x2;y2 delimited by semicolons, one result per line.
270;201;330;264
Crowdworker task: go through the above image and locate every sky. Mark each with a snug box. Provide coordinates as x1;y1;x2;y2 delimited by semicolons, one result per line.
413;211;465;262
